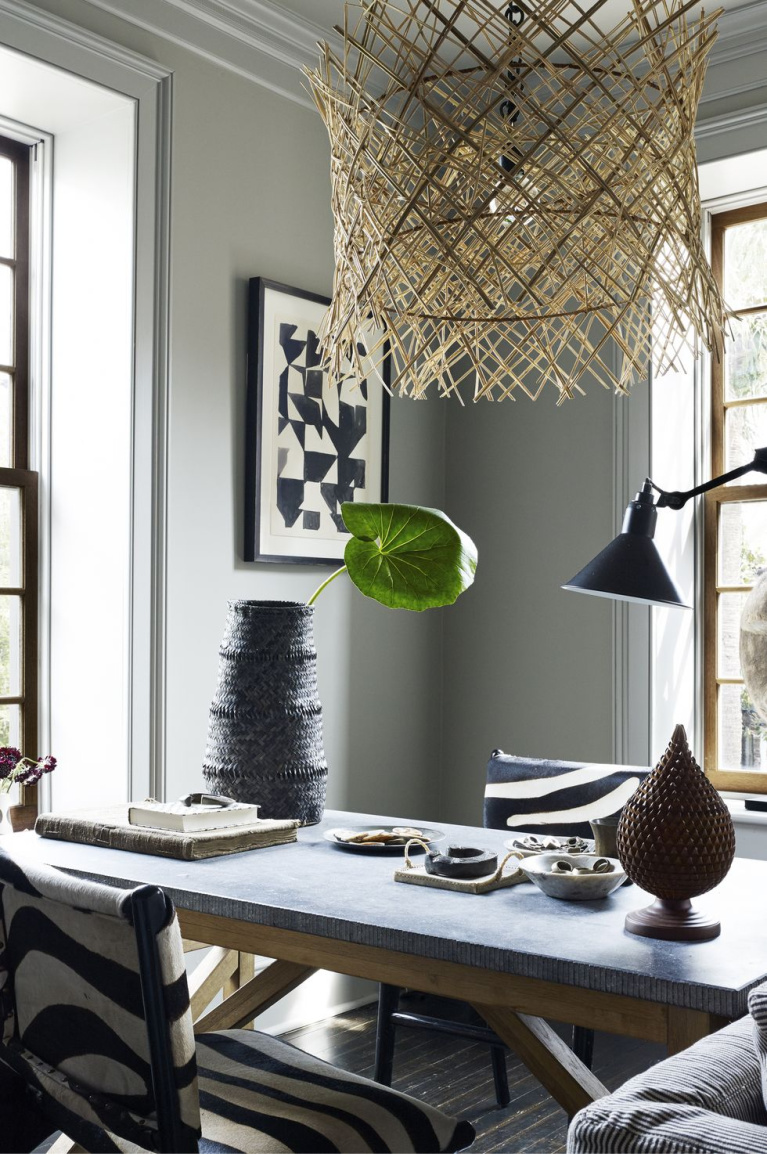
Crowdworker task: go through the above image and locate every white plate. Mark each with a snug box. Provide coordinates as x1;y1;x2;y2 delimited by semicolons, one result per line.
324;825;445;853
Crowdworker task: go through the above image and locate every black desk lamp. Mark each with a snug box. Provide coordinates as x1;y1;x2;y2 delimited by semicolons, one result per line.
563;447;767;608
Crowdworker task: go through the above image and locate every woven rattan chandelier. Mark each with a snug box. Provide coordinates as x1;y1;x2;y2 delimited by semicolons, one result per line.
307;0;725;403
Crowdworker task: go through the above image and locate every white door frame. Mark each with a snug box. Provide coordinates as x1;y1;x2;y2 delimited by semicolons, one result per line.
0;0;172;800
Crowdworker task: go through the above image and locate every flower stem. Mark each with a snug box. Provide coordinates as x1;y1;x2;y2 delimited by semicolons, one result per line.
308;565;348;606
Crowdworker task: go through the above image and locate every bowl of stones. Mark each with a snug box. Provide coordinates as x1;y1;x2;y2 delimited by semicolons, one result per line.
504;834;593;857
519;853;625;901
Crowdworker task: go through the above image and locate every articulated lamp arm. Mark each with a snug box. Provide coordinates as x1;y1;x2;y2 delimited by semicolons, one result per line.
648;447;767;510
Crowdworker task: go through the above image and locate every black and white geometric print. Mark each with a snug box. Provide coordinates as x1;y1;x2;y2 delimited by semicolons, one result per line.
275;321;371;538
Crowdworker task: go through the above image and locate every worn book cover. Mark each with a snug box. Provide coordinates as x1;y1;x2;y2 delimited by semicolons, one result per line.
35;806;299;860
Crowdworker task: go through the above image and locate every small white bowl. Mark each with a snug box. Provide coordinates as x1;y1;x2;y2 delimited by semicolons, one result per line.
519;853;626;901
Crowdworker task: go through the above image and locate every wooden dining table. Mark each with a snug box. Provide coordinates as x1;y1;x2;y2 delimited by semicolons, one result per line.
5;808;766;1117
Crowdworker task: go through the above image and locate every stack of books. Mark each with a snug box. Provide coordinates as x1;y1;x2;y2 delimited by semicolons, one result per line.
35;800;299;860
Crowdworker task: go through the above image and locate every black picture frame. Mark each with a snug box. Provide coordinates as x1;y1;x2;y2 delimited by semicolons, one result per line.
244;277;390;564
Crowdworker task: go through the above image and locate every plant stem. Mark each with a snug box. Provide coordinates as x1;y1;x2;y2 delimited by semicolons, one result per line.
307;565;348;606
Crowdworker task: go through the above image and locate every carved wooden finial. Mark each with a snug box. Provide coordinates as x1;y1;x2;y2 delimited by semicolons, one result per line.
617;724;735;941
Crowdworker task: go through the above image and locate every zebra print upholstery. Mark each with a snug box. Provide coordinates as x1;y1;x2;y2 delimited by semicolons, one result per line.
0;846;200;1151
567;1013;767;1153
195;1030;474;1153
0;847;474;1153
484;750;648;837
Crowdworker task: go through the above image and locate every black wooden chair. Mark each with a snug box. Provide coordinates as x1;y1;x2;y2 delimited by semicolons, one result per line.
0;846;475;1153
374;750;647;1107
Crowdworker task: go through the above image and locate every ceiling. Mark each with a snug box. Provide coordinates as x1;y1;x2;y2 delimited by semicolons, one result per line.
271;0;764;88
76;0;767;113
273;0;762;32
269;0;345;31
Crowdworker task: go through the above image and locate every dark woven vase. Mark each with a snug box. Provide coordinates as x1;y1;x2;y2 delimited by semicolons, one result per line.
202;601;328;825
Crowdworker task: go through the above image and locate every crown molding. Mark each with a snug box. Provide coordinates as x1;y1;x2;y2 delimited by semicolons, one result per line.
0;0;172;80
711;0;767;65
81;0;338;108
69;0;767;110
175;0;329;68
695;101;767;142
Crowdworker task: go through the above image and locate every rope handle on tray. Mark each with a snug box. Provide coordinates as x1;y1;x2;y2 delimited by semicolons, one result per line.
483;850;523;885
403;838;432;868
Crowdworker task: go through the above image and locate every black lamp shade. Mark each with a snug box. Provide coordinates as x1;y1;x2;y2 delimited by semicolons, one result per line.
562;480;690;609
562;533;689;608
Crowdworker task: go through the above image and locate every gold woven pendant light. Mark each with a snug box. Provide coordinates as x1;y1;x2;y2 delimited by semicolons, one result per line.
307;0;725;403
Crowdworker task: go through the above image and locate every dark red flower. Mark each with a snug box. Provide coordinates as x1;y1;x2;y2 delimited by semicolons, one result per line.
0;750;56;791
15;764;42;785
0;747;21;780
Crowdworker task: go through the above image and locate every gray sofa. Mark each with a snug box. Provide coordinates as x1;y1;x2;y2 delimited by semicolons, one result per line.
568;1013;767;1153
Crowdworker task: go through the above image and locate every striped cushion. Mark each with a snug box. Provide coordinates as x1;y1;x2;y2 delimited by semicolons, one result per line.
484;750;647;836
748;980;767;1113
196;1030;475;1153
567;1015;767;1153
0;848;200;1149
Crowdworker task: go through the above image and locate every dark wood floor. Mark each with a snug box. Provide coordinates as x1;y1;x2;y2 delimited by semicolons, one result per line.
282;998;665;1153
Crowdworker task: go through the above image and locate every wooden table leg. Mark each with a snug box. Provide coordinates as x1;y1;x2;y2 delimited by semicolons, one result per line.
473;1003;609;1117
188;946;239;1023
235;953;256;1029
182;938;210;953
47;1136;87;1153
666;1007;729;1055
194;958;316;1033
223;954;256;1014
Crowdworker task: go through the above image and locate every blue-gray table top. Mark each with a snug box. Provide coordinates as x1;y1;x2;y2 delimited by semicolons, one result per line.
2;809;764;1017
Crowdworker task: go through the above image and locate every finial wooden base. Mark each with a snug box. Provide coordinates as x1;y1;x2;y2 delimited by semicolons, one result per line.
625;898;721;942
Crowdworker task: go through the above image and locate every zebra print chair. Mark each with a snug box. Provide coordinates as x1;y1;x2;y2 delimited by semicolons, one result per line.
0;847;475;1153
374;752;647;1108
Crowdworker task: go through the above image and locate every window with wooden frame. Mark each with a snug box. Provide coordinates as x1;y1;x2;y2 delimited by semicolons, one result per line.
706;201;767;792
0;134;38;780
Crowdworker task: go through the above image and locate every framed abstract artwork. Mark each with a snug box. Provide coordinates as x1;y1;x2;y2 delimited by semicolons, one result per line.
244;277;390;564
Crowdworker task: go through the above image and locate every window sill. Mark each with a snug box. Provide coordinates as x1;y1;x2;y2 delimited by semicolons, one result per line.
725;799;767;827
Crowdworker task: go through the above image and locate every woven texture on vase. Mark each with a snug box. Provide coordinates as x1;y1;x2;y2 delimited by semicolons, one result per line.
616;723;735;900
203;601;328;825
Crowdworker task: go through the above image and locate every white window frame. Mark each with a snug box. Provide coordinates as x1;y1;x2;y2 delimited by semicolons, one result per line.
0;0;172;803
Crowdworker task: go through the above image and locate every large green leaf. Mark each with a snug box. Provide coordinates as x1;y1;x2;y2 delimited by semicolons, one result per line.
341;503;477;611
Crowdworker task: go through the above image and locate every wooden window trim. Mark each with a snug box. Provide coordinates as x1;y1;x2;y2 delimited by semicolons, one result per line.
706;200;767;792
0;135;30;470
0;466;39;754
0;136;37;803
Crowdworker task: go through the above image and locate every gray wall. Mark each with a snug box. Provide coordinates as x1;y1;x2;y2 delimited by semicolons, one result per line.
436;18;767;825
440;390;617;824
10;0;767;833
23;0;447;820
